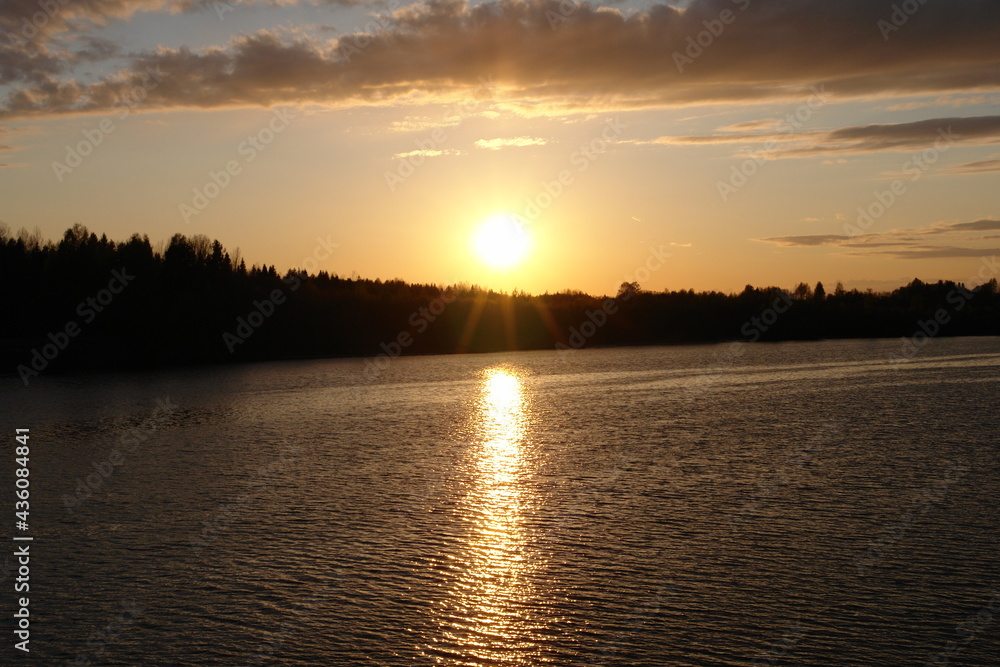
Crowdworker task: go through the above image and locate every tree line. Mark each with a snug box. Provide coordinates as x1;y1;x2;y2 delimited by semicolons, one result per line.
2;225;998;376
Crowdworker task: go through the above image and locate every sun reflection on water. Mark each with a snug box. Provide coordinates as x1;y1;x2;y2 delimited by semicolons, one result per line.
427;367;541;665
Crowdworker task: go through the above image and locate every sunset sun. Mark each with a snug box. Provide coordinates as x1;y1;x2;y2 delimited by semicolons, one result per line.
472;213;531;270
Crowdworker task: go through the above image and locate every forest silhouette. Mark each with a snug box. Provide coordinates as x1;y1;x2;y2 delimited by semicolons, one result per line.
3;225;999;377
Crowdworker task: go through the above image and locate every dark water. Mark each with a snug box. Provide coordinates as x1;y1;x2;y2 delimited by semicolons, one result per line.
2;338;999;666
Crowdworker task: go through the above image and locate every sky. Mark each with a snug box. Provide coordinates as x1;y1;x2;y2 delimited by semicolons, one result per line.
1;0;998;296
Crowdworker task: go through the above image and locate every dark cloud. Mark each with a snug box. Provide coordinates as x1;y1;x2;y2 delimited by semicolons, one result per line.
0;0;173;46
934;219;1000;233
2;0;1000;117
72;36;121;63
658;116;1000;156
0;0;170;85
782;116;1000;156
0;1;364;85
758;219;1000;259
0;47;64;85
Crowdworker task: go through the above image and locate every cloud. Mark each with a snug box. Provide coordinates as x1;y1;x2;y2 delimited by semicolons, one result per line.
782;116;1000;156
928;219;1000;234
393;148;463;159
0;0;365;84
635;131;807;146
867;246;1000;260
474;136;546;150
759;234;850;247
945;159;1000;174
0;0;170;85
716;118;780;132
884;94;991;111
643;116;1000;157
387;115;464;132
2;0;1000;117
757;219;1000;259
71;36;121;63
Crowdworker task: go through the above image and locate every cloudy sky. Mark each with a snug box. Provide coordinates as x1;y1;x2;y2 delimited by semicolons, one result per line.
1;0;998;294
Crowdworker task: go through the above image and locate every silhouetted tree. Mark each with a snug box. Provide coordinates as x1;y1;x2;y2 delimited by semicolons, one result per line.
617;281;641;301
3;227;998;373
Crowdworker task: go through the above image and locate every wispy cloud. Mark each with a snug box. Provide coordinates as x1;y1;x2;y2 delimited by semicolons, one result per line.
757;219;1000;259
717;119;782;133
783;116;1000;156
927;219;1000;234
871;246;1000;260
392;148;463;159
760;234;851;248
388;116;465;133
944;159;1000;174
474;136;547;150
884;95;992;112
645;116;1000;157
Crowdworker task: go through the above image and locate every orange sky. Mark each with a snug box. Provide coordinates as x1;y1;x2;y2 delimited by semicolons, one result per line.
1;0;999;295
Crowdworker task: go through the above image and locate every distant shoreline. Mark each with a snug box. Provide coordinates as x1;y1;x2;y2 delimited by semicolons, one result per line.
4;227;999;384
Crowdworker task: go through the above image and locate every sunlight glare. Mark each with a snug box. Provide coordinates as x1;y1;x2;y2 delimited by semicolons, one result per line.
426;367;542;664
472;213;531;269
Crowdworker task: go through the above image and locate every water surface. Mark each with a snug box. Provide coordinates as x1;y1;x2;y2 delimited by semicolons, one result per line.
3;338;999;665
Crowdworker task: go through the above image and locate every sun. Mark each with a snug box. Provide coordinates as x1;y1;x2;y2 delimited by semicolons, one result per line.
472;213;531;269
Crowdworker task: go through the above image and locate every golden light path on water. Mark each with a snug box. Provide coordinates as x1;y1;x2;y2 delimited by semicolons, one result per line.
427;367;543;665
